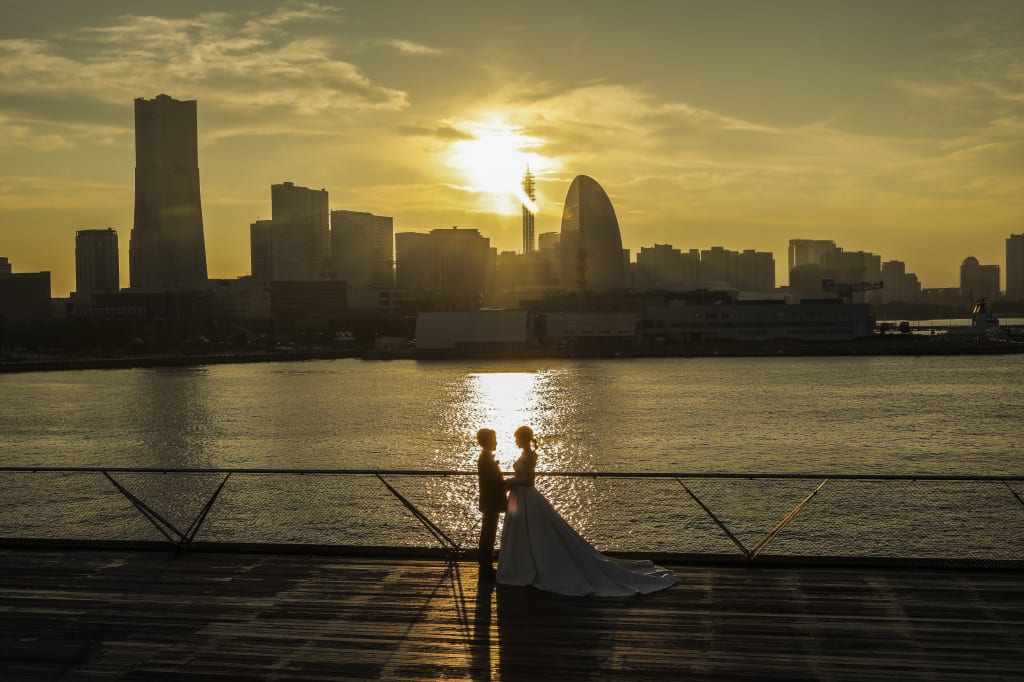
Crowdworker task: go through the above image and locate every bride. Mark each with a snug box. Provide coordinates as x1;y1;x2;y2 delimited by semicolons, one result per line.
496;425;678;597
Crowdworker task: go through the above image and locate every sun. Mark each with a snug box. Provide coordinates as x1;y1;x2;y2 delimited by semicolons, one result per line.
445;117;554;215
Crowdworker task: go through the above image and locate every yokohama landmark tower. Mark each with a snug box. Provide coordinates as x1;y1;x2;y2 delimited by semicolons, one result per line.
129;94;208;290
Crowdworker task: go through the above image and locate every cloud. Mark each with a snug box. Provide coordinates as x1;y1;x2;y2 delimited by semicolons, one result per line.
0;3;408;130
0;174;131;209
397;125;472;140
377;39;445;56
0;114;74;151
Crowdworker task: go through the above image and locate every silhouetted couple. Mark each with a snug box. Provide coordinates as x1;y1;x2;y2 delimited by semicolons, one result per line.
476;425;677;596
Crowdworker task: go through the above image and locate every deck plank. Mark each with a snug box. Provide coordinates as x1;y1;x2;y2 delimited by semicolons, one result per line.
0;549;1021;680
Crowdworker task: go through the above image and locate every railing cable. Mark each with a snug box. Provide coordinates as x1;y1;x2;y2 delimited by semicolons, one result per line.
103;472;184;544
1004;480;1024;510
375;474;461;553
749;478;829;560
675;478;750;559
181;473;232;546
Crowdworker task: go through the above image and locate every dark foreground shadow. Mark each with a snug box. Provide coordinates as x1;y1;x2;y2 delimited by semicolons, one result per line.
492;583;622;681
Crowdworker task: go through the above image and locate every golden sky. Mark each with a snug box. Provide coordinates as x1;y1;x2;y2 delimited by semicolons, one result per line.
1;0;1022;297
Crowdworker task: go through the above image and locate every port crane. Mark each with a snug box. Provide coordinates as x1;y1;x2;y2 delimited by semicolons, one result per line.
821;278;884;303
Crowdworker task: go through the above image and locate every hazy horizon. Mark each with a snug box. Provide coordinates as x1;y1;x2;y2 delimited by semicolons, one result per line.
2;0;1023;297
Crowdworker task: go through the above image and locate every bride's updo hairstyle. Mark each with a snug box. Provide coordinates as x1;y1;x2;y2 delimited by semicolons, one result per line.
514;425;536;450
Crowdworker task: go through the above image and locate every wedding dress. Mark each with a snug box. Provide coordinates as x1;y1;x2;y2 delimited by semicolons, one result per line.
496;451;678;597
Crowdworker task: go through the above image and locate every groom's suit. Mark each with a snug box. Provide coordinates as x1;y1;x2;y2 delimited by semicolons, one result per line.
477;451;506;571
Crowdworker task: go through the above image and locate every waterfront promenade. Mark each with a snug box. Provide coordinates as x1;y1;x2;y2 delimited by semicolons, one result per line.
1;548;1021;680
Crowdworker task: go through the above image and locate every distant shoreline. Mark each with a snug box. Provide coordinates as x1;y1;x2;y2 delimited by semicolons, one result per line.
3;336;1023;373
0;349;360;374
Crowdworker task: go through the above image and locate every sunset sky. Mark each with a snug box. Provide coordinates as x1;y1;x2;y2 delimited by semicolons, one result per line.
2;0;1022;297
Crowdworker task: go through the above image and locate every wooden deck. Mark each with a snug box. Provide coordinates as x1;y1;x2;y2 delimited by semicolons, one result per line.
0;549;1021;680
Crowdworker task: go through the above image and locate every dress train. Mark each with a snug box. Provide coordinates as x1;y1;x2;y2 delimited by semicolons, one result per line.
496;485;678;597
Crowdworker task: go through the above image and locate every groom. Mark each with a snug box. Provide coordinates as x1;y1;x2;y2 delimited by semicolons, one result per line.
476;428;506;578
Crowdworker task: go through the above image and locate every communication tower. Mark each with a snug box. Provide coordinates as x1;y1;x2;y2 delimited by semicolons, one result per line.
522;167;536;254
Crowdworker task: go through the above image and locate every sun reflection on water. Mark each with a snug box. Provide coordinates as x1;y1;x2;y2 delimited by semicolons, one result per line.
429;366;600;542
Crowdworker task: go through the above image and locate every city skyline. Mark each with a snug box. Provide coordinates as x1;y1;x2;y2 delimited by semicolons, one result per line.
2;1;1023;297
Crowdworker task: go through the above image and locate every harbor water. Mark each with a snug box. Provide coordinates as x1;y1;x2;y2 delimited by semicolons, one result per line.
1;356;1021;558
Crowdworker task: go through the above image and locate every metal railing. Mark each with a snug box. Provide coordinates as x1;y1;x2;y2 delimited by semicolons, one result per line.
1;467;1022;565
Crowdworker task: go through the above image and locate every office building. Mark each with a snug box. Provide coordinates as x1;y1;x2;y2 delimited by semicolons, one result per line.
960;256;1000;304
249;220;273;282
430;227;492;305
880;261;921;304
1006;233;1024;301
331;210;394;288
635;244;700;289
698;246;775;292
75;228;119;298
788;239;836;273
129;94;208;291
269;182;331;281
558;175;625;293
821;248;882;285
395;232;433;291
0;264;51;322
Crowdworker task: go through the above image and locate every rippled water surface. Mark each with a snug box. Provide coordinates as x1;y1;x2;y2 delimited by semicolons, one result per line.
3;356;1021;475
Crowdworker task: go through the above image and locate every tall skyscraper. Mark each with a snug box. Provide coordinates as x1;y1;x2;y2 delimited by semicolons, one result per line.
558;175;625;294
331;210;394;288
522;168;536;254
129;94;208;291
75;228;119;298
269;182;330;281
1006;233;1024;301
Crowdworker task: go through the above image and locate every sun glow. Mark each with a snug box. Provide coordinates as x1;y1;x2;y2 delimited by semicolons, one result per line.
446;118;553;215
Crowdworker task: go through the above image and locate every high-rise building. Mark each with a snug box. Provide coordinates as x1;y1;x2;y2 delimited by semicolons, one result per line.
880;260;921;304
696;246;775;292
699;246;734;285
1006;233;1024;301
558;175;625;294
788;239;836;273
636;244;700;289
269;182;330;281
522;168;536;254
249;220;274;282
737;249;776;292
331;210;394;288
129;94;208;291
75;228;119;298
0;257;11;275
960;256;1000;304
821;249;882;285
395;232;433;291
537;231;560;276
430;227;492;305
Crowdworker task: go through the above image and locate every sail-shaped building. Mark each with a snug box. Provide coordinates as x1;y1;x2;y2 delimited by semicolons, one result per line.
558;175;625;293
